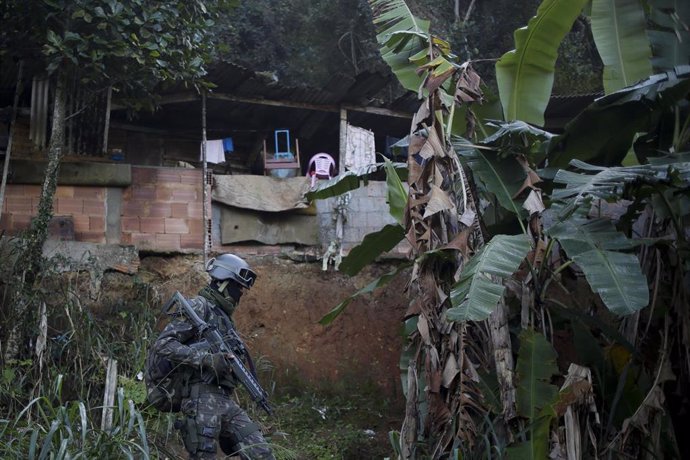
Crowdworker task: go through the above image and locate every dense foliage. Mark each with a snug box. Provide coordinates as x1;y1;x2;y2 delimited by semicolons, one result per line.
311;0;690;457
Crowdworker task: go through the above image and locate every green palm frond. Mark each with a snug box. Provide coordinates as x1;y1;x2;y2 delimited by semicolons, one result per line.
369;0;430;92
496;0;588;125
447;234;531;321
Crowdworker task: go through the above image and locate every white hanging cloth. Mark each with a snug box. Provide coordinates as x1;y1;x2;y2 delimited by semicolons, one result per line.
344;124;375;171
200;139;225;164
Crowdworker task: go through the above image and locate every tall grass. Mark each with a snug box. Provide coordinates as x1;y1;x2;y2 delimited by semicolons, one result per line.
0;238;173;458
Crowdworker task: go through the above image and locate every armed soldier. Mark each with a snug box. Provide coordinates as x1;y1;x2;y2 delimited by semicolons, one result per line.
148;253;275;460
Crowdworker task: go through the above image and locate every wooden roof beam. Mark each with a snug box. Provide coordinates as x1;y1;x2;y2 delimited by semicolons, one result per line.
113;92;413;119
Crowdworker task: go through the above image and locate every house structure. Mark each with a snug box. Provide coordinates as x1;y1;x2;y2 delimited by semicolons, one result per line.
0;60;419;264
0;59;596;264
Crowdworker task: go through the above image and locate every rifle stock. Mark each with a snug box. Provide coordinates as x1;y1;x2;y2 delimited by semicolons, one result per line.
168;291;273;415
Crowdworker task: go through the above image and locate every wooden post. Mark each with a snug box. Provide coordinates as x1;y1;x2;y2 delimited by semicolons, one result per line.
102;86;112;155
101;358;117;431
338;108;347;174
201;91;208;266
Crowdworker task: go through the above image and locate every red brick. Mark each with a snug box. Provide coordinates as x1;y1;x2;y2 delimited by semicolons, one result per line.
171;202;188;218
179;170;202;184
76;186;105;200
155;169;181;183
120;233;133;245
72;215;90;232
75;231;106;244
156;233;181;250
24;185;42;197
131;233;155;248
188;202;204;219
132;186;156;200
155;185;173;201
12;214;31;231
48;216;75;241
83;200;105;216
55;186;75;198
5;185;24;197
6;197;32;214
140;217;165;233
89;216;105;232
121;216;140;232
121;200;148;217
149;202;172;218
170;187;197;201
57;197;84;214
187;219;204;235
132;167;156;184
164;218;188;234
180;233;203;249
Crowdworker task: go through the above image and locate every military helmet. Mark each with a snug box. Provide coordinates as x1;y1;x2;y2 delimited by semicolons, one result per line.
205;253;257;289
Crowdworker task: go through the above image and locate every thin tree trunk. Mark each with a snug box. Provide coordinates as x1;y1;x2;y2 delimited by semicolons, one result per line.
489;296;517;420
4;70;67;363
0;60;23;215
23;69;67;282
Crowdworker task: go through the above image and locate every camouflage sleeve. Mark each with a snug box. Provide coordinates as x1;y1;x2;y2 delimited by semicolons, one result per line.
155;317;206;368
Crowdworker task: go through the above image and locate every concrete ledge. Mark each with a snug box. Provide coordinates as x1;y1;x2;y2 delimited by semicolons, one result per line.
9;159;132;187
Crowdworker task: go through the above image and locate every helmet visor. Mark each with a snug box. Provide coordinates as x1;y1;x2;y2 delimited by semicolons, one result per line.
237;267;257;288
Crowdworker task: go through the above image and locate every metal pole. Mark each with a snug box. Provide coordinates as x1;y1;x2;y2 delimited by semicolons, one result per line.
201;91;208;266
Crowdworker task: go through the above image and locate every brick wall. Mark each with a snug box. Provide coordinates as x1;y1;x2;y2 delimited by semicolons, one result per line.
120;166;207;252
1;184;108;242
1;166;208;253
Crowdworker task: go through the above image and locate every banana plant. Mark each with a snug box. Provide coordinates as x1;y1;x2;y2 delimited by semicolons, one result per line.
590;0;653;94
495;0;589;126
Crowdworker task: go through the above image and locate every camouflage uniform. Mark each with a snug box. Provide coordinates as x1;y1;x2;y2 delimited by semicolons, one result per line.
154;294;274;460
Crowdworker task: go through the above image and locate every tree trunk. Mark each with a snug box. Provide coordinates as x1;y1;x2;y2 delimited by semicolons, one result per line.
23;70;67;282
3;70;67;362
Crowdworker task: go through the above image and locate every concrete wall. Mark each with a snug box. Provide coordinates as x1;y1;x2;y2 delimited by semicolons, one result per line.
315;180;410;255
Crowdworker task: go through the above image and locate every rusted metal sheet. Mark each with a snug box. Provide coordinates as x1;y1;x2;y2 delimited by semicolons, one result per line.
220;205;318;245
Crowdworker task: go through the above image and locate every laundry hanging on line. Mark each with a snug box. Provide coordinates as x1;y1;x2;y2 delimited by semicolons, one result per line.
200;139;225;164
344;124;376;171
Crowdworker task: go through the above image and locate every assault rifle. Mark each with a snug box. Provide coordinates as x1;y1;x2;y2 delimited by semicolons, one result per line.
164;291;273;415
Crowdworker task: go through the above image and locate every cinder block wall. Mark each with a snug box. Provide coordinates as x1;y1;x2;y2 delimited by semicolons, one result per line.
0;166;207;253
315;180;410;255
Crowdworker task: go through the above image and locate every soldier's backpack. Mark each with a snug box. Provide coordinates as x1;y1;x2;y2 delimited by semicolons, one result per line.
144;341;189;412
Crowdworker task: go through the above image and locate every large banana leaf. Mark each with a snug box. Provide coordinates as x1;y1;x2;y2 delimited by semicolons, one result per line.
305;161;407;201
368;0;430;92
547;66;690;167
338;224;406;276
552;159;690;216
647;0;690;69
506;329;558;460
384;158;407;224
591;0;653;94
454;144;528;217
447;234;531;321
319;262;412;325
547;218;649;315
495;0;588;126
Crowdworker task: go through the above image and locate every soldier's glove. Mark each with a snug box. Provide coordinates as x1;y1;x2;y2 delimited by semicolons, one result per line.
202;353;229;378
